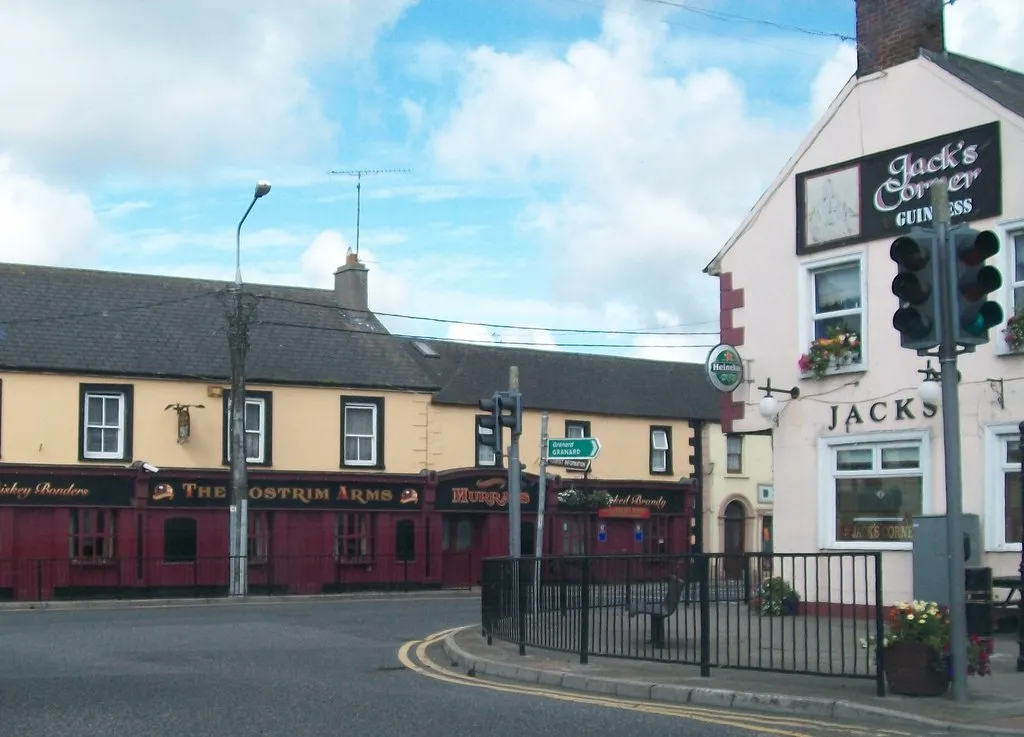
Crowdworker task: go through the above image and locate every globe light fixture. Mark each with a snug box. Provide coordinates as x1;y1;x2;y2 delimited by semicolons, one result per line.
918;379;941;408
756;378;800;423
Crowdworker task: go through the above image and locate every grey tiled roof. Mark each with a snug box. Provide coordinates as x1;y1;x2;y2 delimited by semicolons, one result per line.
406;339;721;421
0;263;437;390
923;49;1024;119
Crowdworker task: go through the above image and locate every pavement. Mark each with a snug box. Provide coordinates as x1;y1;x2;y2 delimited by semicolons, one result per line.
444;625;1024;736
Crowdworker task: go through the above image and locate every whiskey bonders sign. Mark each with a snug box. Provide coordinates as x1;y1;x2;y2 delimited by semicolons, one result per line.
796;121;1002;255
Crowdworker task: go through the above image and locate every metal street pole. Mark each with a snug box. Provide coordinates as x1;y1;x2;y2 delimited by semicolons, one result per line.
534;412;549;613
1017;422;1024;672
508;365;522;559
932;180;970;702
227;181;271;598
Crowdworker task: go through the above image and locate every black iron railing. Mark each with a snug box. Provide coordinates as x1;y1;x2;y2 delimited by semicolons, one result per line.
481;552;886;696
0;552;477;602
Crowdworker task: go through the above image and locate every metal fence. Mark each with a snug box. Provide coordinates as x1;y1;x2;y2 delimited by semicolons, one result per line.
481;552;886;695
0;552;477;601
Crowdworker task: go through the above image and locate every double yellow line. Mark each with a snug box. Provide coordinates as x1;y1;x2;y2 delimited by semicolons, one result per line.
397;626;911;737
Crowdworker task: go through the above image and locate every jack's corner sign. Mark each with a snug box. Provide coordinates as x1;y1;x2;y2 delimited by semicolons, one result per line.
705;344;744;393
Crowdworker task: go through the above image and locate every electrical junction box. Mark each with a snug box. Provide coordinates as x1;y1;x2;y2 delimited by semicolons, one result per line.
912;514;982;606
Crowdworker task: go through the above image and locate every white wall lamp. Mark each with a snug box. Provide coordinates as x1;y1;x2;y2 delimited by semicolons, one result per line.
757;378;800;422
916;360;945;410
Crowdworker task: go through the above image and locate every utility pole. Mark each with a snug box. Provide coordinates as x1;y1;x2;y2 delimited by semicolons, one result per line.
534;412;549;613
226;181;271;598
327;168;410;258
508;365;522;559
932;181;970;702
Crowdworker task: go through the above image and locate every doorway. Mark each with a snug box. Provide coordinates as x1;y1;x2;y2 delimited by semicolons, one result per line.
722;500;747;580
441;515;481;588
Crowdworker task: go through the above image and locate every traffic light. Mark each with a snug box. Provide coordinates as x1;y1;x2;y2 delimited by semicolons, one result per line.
495;391;523;436
951;227;1003;347
890;227;940;351
477;394;501;450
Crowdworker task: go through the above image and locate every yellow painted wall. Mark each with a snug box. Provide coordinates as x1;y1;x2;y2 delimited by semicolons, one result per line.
0;372;433;474
702;422;774;554
424;405;696;481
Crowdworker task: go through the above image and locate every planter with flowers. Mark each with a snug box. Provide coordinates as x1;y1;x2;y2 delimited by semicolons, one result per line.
557;487;611;511
798;326;862;379
860;600;991;697
1003;312;1024;353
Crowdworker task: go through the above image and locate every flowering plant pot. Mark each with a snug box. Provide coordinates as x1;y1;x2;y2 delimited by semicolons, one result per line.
1003;312;1024;352
798;326;861;379
883;640;950;697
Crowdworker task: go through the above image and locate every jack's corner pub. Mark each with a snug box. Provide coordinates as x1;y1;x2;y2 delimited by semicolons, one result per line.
0;463;697;602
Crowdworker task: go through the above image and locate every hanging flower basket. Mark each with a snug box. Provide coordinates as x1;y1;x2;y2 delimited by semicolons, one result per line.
798;325;861;379
1003;312;1024;352
557;488;610;510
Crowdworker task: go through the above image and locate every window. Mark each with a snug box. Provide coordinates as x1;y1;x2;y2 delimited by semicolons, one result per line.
248;511;270;563
69;509;115;561
395;519;416;562
650;426;672;475
819;431;930;549
560;517;587;555
340;396;384;468
643;516;670;555
336;512;374;562
1010;231;1024;317
221;390;273;466
475;415;498;467
801;255;865;373
726;434;743;474
163;517;198;562
565;420;591;438
983;424;1024;550
78;383;134;462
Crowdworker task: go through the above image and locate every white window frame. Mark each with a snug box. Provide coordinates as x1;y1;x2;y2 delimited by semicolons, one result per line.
82;391;126;460
343;402;378;467
650;429;669;473
476;424;497;466
817;429;932;551
797;250;868;377
566;423;587;438
994;217;1024;355
983;422;1023;552
725;434;743;474
226;396;266;464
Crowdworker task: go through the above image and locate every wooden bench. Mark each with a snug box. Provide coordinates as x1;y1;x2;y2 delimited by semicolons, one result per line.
627;575;690;648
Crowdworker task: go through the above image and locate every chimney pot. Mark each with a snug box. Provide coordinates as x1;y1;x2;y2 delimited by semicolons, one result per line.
856;0;944;78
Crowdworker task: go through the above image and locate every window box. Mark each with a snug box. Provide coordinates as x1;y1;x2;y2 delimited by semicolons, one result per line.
798;327;863;379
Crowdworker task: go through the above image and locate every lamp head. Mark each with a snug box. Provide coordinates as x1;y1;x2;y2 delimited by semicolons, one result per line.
759;394;780;420
918;379;941;409
254;180;272;198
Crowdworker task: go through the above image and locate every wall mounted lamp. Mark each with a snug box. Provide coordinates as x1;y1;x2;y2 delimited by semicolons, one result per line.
757;378;800;420
916;361;942;409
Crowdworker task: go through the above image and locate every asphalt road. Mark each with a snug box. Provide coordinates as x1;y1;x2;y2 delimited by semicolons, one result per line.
0;595;939;737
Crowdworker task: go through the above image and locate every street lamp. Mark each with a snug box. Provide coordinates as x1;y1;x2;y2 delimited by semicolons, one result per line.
228;180;272;598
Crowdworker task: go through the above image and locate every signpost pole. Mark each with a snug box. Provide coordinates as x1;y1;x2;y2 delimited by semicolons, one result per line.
508;366;521;560
534;412;548;614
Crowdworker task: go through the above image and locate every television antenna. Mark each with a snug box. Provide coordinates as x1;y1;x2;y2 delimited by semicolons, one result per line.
327;168;410;257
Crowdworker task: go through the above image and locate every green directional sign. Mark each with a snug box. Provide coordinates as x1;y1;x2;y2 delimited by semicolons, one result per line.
547;437;601;460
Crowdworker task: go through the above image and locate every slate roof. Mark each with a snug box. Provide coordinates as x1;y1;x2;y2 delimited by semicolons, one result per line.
922;50;1024;120
405;339;721;422
0;263;437;390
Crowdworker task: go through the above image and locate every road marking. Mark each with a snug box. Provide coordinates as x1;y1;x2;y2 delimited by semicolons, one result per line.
0;594;479;616
397;627;912;737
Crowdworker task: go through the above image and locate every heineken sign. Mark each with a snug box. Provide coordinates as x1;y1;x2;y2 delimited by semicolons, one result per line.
706;344;744;393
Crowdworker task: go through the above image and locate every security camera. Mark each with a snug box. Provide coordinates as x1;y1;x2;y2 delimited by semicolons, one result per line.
142;463;160;474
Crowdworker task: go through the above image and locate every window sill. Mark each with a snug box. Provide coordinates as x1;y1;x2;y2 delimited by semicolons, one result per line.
799;363;866;382
337;559;374;566
724;473;748;480
984;543;1023;553
70;559;116;566
80;456;130;464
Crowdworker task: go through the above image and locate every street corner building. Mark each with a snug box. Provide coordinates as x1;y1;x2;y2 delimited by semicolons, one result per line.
704;0;1024;610
0;250;767;602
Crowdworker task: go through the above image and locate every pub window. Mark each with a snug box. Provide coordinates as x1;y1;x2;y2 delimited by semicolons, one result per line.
643;516;670;555
1010;230;1024;316
163;517;198;562
248;511;270;563
79;383;134;462
726;434;743;474
802;257;865;374
565;420;590;439
650;426;672;475
826;433;927;547
395;519;415;562
341;397;384;468
336;512;374;562
985;426;1024;548
69;509;115;561
222;390;273;466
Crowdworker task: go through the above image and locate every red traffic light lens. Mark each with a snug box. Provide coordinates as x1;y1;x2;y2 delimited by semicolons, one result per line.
890;236;930;269
957;230;1000;266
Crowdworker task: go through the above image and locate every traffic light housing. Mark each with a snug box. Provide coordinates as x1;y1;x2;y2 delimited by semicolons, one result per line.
890;227;940;352
496;391;523;436
477;394;501;450
952;227;1003;347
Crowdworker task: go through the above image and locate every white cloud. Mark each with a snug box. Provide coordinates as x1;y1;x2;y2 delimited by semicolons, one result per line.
946;0;1024;71
402;98;426;137
0;157;99;266
0;0;417;182
810;42;856;120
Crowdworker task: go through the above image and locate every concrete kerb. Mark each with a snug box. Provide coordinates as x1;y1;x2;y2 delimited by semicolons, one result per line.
441;630;1024;737
0;589;480;613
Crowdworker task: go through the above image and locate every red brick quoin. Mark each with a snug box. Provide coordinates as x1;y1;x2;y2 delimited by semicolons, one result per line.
718;271;744;434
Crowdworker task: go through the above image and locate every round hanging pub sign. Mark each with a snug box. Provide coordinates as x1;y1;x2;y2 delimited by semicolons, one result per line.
705;344;744;393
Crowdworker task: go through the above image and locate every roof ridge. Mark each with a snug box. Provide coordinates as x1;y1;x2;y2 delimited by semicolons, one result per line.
415;337;709;368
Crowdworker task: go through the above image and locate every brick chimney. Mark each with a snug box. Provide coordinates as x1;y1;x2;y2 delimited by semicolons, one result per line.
856;0;945;78
334;251;368;313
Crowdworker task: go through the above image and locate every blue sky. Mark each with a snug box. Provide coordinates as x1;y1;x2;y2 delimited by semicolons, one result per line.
1;0;1021;362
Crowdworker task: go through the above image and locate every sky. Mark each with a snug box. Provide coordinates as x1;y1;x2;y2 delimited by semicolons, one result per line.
2;0;1024;364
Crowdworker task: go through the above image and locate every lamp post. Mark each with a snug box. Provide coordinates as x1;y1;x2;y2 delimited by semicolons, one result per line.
228;180;271;598
1017;422;1024;671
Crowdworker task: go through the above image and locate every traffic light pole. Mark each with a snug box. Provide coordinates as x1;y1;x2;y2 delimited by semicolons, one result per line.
508;366;522;559
932;181;970;703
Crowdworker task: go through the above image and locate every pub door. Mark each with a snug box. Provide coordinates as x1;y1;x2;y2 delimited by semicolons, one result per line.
441;514;482;588
722;500;747;581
